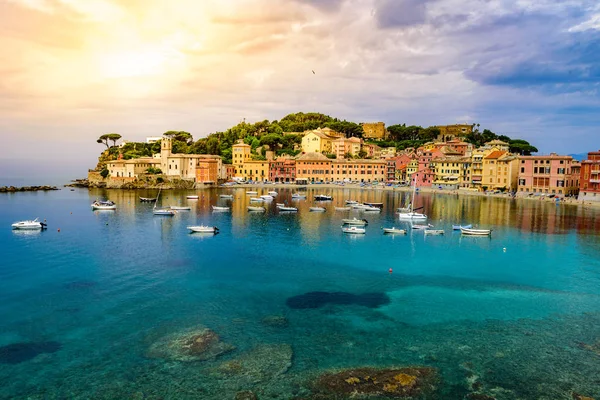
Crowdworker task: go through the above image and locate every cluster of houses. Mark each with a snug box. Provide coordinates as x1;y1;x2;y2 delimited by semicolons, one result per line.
101;123;600;202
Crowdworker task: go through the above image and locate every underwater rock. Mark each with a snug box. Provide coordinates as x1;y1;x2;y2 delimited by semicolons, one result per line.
261;315;289;327
214;344;293;384
0;341;61;364
286;291;390;309
572;393;595;400
147;326;235;362
235;390;258;400
310;366;439;398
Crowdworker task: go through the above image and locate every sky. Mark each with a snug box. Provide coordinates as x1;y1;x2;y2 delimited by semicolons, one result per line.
1;0;599;184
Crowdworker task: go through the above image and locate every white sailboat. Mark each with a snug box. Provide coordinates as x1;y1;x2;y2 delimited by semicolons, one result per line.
398;180;427;222
153;188;175;216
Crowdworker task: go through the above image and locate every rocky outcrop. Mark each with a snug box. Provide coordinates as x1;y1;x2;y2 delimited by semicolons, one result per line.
146;326;235;362
0;185;60;193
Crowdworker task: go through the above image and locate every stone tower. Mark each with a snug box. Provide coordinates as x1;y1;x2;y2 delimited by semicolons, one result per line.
161;137;172;172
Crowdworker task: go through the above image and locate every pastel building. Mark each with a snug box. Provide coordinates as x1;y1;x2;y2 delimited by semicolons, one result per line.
517;153;580;196
236;160;270;182
482;151;519;191
232;141;251;166
579;150;600;202
331;159;387;183
107;157;160;180
331;137;362;159
295;152;332;184
270;158;296;183
361;122;387;140
300;128;343;154
432;156;466;189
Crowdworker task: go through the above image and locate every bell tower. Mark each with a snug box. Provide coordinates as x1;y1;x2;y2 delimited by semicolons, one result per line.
161;137;172;172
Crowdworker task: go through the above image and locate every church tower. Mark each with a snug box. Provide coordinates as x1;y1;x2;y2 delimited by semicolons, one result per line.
160;137;172;172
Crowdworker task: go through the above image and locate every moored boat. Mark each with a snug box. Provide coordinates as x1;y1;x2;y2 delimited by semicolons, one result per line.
91;200;116;210
345;200;358;205
268;191;278;196
278;205;298;212
246;190;258;195
363;202;383;208
341;226;366;234
260;195;274;201
153;208;176;216
291;193;306;199
187;225;219;233
461;227;492;236
309;206;326;212
362;206;381;213
335;207;351;211
452;224;472;230
186;195;199;200
247;206;266;212
211;206;230;212
383;227;406;234
412;224;433;230
342;218;368;226
314;195;332;201
424;229;445;235
250;197;265;202
140;197;157;202
169;206;191;211
219;194;234;199
11;218;47;230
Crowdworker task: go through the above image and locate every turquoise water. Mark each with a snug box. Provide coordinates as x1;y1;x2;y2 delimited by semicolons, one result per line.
0;187;599;399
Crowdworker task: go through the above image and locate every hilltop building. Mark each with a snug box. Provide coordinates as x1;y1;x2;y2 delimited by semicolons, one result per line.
436;124;473;142
361;122;387;140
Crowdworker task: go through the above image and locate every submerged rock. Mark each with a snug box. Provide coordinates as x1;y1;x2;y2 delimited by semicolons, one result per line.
235;390;258;400
310;366;439;398
573;393;595;400
147;326;235;362
261;315;289;327
286;291;390;309
0;341;61;364
214;343;293;384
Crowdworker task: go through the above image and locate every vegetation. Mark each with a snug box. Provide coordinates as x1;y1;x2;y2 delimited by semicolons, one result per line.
97;133;122;149
465;128;538;155
100;167;109;179
146;167;162;174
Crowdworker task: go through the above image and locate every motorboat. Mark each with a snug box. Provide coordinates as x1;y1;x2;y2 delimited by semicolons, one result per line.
341;226;366;234
383;227;406;234
11;218;47;230
278;206;298;212
276;203;285;207
260;195;274;201
91;200;116;210
335;207;351;211
309;207;326;212
186;195;199;200
291;193;306;199
345;200;358;205
140;197;157;202
424;229;445;235
362;206;381;213
250;197;265;202
364;202;383;208
211;206;230;212
268;191;278;196
153;208;176;216
246;190;258;195
219;194;234;199
314;195;332;201
342;218;368;226
461;227;492;236
187;225;219;234
169;206;191;211
412;224;433;230
247;206;266;212
452;224;472;230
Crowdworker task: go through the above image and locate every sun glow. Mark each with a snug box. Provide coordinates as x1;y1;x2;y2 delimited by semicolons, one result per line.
99;48;170;79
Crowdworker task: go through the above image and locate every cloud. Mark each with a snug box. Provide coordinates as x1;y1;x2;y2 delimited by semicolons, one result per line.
375;0;432;28
292;0;345;12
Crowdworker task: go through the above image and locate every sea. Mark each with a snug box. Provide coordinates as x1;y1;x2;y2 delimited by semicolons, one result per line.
0;186;599;399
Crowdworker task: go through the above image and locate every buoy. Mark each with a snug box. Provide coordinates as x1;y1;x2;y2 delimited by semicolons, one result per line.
57;228;61;232
503;248;506;253
70;212;72;214
389;268;393;274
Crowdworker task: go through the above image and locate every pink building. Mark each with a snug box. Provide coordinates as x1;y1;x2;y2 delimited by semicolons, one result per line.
579;150;600;202
517;153;580;197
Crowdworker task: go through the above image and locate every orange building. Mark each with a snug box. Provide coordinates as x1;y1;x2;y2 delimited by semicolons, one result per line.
195;158;220;183
295;152;332;183
579;150;600;202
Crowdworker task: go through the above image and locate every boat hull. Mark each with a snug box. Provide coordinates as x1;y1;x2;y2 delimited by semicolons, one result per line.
398;212;427;221
187;226;218;233
461;228;492;236
342;227;366;234
383;228;406;234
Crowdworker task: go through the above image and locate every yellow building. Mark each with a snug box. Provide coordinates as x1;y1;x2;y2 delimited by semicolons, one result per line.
482;151;518;191
432;157;463;189
406;159;419;181
361;122;387;140
332;137;362;159
379;147;398;159
232;141;252;166
436;124;473;142
301;130;334;154
331;159;387;183
295;152;332;183
235;160;270;182
107;157;161;179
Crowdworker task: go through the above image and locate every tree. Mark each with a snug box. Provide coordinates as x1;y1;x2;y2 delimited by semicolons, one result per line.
106;133;122;147
100;167;109;179
509;140;538;155
163;131;193;144
358;150;367;159
97;135;110;149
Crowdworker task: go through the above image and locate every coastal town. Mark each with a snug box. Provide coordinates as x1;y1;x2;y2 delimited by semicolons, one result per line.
93;122;600;202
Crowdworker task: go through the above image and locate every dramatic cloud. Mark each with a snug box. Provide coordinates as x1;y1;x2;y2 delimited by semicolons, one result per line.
0;0;599;183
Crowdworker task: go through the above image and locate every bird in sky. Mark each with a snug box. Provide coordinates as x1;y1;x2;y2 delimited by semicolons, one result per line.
312;70;315;74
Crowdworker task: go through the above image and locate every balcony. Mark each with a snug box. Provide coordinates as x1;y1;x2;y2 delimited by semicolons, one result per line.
590;179;600;183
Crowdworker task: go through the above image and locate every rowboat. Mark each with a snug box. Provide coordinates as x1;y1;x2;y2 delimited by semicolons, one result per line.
153;208;176;216
268;191;278;196
309;207;326;212
411;224;433;230
187;225;219;233
342;226;366;234
260;195;274;201
91;200;116;210
314;195;332;201
186;195;199;200
383;227;406;234
211;206;230;212
169;206;191;211
246;191;258;195
335;207;351;211
250;197;265;202
342;218;368;226
424;229;445;235
278;206;298;212
219;194;234;199
461;227;492;236
247;206;266;212
452;224;472;230
362;206;381;213
292;193;306;199
345;200;358;205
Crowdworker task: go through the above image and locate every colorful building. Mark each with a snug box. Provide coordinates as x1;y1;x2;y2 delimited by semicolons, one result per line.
236;160;270;182
232;141;251;166
517;153;580;197
432;156;465;189
331;137;362;159
579;150;600;202
482;151;518;192
270;158;296;183
436;124;473;142
295;152;332;183
361;122;387;140
331;159;387;183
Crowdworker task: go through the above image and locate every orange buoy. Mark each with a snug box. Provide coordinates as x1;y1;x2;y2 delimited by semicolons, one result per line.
388;268;393;274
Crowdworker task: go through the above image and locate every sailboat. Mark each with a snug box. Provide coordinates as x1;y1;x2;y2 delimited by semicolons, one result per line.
153;188;176;216
398;179;427;221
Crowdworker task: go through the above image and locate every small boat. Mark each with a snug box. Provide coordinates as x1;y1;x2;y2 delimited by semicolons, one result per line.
452;224;472;230
91;200;116;210
260;195;274;201
169;206;191;211
11;218;47;230
153;208;176;216
335;207;351;211
424;229;445;235
250;197;265;202
342;218;368;226
187;225;219;233
292;193;306;199
278;206;298;212
362;206;381;213
247;206;266;212
246;191;258;195
397;204;411;212
461;227;492;236
398;211;427;221
309;207;326;212
314;195;332;201
186;195;199;200
364;202;383;208
211;206;230;212
412;224;433;230
276;203;285;207
219;194;234;199
268;191;278;196
383;227;406;234
345;200;358;205
140;197;157;202
341;226;366;234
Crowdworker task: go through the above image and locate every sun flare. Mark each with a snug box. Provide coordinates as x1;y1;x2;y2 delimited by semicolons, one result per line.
99;49;170;79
